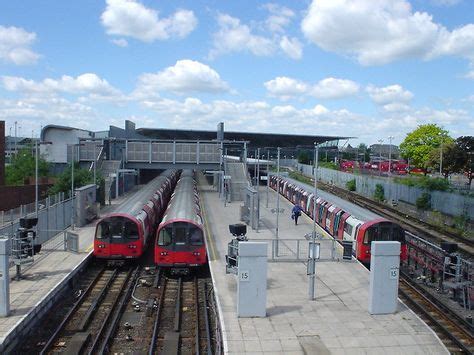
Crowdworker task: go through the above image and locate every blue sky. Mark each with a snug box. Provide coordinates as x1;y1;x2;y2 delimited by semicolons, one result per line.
0;0;473;145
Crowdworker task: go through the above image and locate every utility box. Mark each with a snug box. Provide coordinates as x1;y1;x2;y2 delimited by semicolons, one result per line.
0;237;10;317
237;242;267;317
368;241;401;315
75;184;98;227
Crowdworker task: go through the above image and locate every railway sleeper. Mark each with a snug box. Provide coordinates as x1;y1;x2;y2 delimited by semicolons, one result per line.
59;332;91;355
161;331;180;355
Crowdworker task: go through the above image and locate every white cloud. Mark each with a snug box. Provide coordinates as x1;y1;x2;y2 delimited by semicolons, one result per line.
101;0;197;42
263;3;295;33
301;0;474;65
111;38;128;47
264;77;308;100
2;73;120;96
279;36;303;60
209;14;275;58
264;76;360;100
0;25;40;65
367;84;414;106
311;78;360;99
466;70;474;79
136;59;230;95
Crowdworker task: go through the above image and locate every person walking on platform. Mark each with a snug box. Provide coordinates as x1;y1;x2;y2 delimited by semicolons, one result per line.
291;204;303;225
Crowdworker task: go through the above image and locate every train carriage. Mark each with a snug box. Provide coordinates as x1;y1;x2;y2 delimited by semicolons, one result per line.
270;175;407;264
155;170;206;273
94;170;179;259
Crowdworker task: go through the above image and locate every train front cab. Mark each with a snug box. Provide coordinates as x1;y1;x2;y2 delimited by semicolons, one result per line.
155;220;207;274
94;215;144;259
356;219;406;265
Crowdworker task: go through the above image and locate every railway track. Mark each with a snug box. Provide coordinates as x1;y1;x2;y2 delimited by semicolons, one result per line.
39;265;137;354
398;273;474;354
148;274;214;355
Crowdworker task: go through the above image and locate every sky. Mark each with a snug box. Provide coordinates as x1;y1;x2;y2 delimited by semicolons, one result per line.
0;0;473;146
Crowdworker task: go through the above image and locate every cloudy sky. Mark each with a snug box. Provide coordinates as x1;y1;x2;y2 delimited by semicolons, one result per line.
0;0;473;145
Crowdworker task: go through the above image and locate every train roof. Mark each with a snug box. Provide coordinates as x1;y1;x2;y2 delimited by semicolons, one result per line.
112;170;175;216
161;170;202;227
281;175;381;222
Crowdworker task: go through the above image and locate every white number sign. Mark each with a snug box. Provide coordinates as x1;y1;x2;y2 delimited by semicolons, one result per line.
239;270;250;282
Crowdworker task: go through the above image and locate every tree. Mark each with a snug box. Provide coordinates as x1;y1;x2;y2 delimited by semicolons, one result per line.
297;150;311;164
49;163;95;195
453;136;474;186
5;146;49;185
357;143;371;163
427;141;456;178
399;124;453;173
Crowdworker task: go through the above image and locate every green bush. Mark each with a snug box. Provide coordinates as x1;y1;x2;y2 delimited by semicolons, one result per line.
346;179;356;191
319;161;338;170
394;176;450;191
416;192;431;210
374;184;385;202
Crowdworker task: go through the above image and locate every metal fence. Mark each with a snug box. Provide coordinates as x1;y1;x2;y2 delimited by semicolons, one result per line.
256;238;343;262
296;163;473;218
0;193;75;245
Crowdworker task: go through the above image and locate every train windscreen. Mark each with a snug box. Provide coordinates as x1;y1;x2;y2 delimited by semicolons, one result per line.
363;223;405;244
96;217;139;242
157;222;203;247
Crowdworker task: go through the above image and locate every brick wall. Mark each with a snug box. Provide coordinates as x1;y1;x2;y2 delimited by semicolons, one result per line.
0;184;51;211
0;121;4;186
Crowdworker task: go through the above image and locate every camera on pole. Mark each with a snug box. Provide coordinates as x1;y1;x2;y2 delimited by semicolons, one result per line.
12;217;40;267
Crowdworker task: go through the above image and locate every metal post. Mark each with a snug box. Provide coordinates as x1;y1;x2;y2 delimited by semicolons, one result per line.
93;142;96;187
71;145;75;230
256;148;260;233
439;144;443;176
224;148;227;207
309;241;316;300
275;148;281;256
313;143;318;240
0;237;10;317
388;136;393;175
266;149;270;208
35;140;38;215
14;121;17;155
378;139;383;176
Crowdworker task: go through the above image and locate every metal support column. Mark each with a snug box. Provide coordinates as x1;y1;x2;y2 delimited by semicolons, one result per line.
0;237;10;317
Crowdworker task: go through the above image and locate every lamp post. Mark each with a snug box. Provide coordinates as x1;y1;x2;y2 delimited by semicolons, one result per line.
439;144;443;177
35;140;52;214
309;142;319;301
266;149;270;208
378;139;384;176
70;143;84;230
388;136;394;175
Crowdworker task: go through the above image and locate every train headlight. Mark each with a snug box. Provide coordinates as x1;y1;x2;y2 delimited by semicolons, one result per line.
98;244;106;248
160;251;168;256
193;252;200;256
128;245;137;249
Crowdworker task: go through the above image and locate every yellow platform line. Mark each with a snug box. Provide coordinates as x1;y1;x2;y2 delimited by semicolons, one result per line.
86;243;94;252
199;186;218;262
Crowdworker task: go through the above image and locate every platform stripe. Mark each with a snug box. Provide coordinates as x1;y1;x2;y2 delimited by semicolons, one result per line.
200;189;218;261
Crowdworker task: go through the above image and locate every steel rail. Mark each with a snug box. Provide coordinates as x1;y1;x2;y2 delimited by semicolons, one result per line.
174;277;182;332
194;277;200;355
89;266;139;355
38;266;106;355
203;282;213;355
149;272;166;355
78;268;119;331
399;274;473;354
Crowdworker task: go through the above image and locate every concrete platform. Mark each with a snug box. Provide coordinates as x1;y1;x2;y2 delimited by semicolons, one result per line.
0;192;132;353
200;181;448;354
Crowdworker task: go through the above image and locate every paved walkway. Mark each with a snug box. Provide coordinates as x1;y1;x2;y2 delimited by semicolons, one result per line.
200;181;448;354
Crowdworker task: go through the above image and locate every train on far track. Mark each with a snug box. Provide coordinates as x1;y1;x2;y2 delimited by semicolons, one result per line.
270;174;407;265
94;170;180;259
155;169;206;274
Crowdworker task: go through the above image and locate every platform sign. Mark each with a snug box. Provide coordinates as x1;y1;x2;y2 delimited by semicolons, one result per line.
239;270;250;282
389;267;399;280
260;176;268;180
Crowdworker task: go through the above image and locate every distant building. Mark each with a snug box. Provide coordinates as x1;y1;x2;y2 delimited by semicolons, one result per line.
4;136;38;163
369;144;400;160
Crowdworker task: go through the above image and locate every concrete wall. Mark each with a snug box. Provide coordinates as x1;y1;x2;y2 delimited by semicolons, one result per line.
296;163;473;218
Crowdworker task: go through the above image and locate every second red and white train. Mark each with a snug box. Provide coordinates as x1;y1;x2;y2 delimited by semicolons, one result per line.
270;175;407;264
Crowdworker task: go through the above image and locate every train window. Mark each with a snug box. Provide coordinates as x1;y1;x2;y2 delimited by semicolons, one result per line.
363;227;377;244
190;228;203;246
158;228;172;246
343;222;353;235
124;221;139;239
175;227;186;245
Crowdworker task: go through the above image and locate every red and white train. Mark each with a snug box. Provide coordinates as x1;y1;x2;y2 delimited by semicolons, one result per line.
270;175;407;264
155;170;206;274
94;170;180;259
